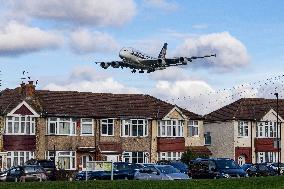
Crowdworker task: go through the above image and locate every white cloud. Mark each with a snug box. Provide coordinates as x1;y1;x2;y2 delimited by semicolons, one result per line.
175;32;250;70
69;29;119;54
0;21;63;56
144;0;179;11
149;67;190;81
8;0;136;27
43;66;140;94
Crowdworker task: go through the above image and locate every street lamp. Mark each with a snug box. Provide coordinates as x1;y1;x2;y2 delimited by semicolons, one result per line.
274;92;280;176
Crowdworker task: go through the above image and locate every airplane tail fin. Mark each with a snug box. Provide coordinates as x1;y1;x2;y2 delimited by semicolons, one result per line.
158;43;168;59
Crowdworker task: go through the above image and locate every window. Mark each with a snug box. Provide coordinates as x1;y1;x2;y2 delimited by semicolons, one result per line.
157;120;184;137
204;132;211;145
121;119;148;137
46;151;76;170
6;151;34;168
5;116;35;135
158;152;183;161
47;118;76;135
101;119;114;136
256;121;279;138
238;121;249;137
122;152;149;163
81;118;93;135
257;152;278;163
188;120;199;137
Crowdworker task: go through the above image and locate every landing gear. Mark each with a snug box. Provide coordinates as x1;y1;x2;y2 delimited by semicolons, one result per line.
139;70;144;73
131;69;136;73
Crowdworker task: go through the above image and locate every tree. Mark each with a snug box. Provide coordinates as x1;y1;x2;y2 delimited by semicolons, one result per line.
181;149;209;165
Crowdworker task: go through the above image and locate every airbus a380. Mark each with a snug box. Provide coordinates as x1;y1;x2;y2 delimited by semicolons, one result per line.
95;43;216;73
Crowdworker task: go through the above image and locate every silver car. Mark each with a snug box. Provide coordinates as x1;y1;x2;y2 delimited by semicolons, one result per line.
134;165;189;180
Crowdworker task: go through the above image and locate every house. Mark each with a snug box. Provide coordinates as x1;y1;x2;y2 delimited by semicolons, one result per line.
204;98;284;165
0;81;210;171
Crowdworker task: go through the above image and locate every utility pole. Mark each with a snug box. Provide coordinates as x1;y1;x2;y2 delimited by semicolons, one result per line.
274;92;280;176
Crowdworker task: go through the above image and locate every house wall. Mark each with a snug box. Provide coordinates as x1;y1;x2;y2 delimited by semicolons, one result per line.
185;120;205;147
204;121;235;159
0;116;4;151
150;120;158;163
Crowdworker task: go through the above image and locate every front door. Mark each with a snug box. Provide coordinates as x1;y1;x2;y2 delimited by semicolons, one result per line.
238;155;246;166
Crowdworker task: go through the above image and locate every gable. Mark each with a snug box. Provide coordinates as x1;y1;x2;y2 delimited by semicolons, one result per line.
260;108;284;122
7;101;39;117
163;107;186;120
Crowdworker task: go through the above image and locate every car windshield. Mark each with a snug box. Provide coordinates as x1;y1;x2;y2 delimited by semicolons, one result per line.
272;163;284;167
215;160;240;169
241;164;252;170
38;161;55;168
157;166;180;174
170;162;188;170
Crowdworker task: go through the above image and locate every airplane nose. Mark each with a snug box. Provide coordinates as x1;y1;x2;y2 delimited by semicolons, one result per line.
119;49;124;59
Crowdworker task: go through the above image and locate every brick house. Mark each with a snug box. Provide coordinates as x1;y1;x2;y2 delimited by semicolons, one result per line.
0;82;210;171
204;98;284;166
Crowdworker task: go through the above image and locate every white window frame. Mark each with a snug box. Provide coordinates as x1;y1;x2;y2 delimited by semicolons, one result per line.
6;151;34;168
80;118;94;136
122;151;149;163
238;121;249;137
47;117;77;136
256;121;279;138
5;116;36;135
46;151;76;170
81;155;93;170
188;120;199;137
158;152;183;161
157;119;184;137
101;119;115;136
256;151;278;163
121;119;148;137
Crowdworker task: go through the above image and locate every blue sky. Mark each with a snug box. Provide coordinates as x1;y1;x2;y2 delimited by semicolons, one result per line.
0;0;284;114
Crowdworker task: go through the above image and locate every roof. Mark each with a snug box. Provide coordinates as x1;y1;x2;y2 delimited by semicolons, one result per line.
205;98;284;122
0;88;201;120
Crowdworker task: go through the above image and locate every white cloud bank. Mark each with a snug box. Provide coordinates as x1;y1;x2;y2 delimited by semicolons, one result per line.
8;0;136;27
0;21;62;56
69;29;119;54
175;32;250;70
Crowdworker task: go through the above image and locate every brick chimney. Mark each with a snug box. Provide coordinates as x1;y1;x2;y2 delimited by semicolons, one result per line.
20;81;35;98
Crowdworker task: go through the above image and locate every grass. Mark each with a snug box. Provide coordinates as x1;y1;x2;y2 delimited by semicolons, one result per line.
1;176;284;189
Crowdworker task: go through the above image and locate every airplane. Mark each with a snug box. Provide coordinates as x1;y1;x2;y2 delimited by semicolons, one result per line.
95;43;216;73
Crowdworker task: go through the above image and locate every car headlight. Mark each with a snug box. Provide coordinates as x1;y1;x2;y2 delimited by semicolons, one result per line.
245;173;249;178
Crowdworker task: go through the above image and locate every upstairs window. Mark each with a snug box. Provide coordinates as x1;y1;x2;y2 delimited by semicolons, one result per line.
238;121;249;137
101;119;114;136
81;118;93;135
188;120;199;137
47;117;76;135
256;121;278;138
6;116;35;135
121;119;148;137
157;120;184;137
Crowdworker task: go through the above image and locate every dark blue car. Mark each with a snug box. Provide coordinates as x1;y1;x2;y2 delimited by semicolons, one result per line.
75;162;143;180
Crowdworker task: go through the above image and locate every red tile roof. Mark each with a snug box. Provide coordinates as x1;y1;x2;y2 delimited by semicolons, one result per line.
205;98;284;121
0;88;201;120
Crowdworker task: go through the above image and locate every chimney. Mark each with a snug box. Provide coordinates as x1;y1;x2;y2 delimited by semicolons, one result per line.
20;81;35;98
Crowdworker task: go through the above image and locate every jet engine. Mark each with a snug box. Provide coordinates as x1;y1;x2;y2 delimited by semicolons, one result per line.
111;61;120;68
179;57;188;65
100;62;110;69
157;58;166;66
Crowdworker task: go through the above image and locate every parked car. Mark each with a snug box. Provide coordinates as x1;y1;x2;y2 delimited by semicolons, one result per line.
242;163;277;177
4;165;47;182
134;165;189;180
25;159;56;180
0;169;11;182
157;160;189;174
190;158;248;179
268;163;284;174
75;162;143;180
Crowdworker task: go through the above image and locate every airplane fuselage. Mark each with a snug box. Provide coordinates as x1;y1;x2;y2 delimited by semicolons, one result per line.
119;47;155;68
